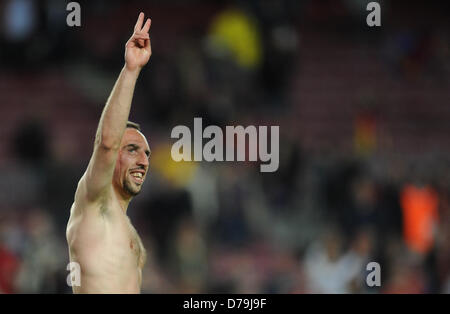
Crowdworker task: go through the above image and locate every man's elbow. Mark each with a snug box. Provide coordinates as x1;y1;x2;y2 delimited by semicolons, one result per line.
95;132;121;151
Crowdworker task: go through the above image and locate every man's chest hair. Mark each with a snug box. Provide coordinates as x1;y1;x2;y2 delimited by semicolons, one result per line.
125;216;147;268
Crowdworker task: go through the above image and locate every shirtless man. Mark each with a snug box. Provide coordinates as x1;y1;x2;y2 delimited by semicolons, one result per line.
66;12;152;293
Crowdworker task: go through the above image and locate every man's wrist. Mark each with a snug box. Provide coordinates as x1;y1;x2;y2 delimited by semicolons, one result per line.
123;65;142;78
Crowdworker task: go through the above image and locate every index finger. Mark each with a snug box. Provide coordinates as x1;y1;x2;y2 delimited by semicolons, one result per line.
134;12;145;32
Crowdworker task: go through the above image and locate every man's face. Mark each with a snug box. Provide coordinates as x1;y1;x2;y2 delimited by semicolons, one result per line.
113;128;150;197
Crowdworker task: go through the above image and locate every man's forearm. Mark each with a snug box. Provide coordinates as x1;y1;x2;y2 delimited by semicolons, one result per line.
95;67;141;150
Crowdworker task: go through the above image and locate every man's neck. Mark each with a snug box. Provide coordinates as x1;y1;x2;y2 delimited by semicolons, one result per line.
118;197;131;214
113;185;132;214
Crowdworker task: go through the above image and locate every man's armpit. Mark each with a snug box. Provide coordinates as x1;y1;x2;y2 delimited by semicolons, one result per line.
74;175;111;217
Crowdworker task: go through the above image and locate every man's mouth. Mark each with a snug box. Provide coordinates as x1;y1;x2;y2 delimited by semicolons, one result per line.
130;171;145;184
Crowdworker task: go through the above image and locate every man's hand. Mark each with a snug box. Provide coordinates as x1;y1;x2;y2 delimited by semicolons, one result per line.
125;12;152;72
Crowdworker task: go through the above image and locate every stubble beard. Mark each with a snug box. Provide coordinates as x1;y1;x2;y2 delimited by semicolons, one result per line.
123;177;141;197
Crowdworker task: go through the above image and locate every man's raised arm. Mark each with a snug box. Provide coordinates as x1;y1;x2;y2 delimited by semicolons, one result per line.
79;12;152;203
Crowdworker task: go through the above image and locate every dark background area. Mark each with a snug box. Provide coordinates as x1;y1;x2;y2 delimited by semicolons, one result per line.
0;0;449;293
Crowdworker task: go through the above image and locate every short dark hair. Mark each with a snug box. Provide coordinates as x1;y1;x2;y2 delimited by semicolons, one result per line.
126;121;141;131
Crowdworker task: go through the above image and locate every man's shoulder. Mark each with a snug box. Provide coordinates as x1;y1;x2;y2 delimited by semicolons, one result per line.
66;199;110;242
71;183;122;223
74;173;112;208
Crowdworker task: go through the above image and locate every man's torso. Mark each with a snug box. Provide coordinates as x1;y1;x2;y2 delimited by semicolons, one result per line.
66;192;146;294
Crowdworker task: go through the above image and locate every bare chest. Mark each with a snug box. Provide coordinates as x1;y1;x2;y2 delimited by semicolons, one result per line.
68;209;146;271
126;220;145;266
109;214;146;269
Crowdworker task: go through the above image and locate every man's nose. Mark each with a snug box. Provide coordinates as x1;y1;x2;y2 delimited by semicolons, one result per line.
137;152;149;168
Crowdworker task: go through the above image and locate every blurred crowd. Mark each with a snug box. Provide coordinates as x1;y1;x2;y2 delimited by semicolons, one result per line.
0;0;449;293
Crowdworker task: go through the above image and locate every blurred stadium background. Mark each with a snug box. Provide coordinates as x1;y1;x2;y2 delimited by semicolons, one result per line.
0;0;449;293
